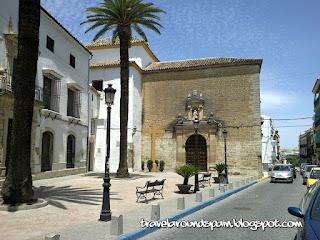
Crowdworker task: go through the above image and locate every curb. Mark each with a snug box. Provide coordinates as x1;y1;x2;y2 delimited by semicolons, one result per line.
0;198;48;211
117;181;257;240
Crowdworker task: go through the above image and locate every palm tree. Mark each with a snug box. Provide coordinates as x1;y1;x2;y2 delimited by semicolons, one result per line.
1;0;41;204
82;0;165;178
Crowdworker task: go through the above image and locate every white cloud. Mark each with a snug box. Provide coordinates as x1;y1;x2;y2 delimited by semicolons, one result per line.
261;90;295;111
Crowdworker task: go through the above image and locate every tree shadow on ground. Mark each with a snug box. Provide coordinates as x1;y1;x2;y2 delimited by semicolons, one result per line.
84;172;154;180
33;185;122;209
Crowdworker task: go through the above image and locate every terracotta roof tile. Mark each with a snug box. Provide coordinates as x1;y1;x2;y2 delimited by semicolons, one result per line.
143;57;263;72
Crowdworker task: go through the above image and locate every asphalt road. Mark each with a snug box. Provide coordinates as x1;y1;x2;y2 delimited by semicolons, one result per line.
142;175;307;240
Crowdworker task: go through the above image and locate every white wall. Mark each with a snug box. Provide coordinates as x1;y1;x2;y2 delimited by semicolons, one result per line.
261;115;279;169
91;45;155;68
90;66;142;172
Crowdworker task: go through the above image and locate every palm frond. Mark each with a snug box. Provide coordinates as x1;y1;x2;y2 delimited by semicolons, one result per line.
82;0;165;41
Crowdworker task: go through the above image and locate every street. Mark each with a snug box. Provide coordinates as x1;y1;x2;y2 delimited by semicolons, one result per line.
143;176;306;240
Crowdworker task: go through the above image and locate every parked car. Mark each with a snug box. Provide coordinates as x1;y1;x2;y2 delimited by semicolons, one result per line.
270;164;294;183
301;163;308;175
307;167;320;189
288;181;320;239
303;165;318;185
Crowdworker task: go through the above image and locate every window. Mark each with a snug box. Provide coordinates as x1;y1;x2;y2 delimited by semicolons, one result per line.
92;80;103;91
67;88;81;118
46;36;54;52
70;54;75;68
43;76;60;112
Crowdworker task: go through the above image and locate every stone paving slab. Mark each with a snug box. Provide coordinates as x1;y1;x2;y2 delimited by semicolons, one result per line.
0;171;248;240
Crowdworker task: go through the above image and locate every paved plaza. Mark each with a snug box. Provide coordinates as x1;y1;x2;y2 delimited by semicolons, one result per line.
0;172;250;240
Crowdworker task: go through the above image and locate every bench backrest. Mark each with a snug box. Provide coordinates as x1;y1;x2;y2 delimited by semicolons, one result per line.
147;179;165;188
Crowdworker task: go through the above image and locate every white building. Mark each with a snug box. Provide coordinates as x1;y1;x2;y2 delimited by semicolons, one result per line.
261;115;280;170
0;3;93;177
87;38;158;172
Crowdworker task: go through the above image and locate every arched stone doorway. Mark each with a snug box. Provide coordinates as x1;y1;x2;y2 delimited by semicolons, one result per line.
41;131;53;172
185;134;207;171
66;135;75;168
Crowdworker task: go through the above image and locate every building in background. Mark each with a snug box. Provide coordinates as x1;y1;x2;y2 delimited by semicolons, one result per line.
299;128;314;163
0;2;92;178
313;78;320;164
88;37;263;177
261;115;280;170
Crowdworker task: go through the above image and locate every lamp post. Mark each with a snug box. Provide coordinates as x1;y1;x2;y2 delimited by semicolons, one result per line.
100;84;116;222
193;117;200;193
222;129;229;184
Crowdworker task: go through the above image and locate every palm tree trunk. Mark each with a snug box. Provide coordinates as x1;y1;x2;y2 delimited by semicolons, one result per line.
1;0;40;204
116;28;130;178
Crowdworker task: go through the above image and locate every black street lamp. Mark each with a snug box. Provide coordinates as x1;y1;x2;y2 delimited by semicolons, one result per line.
223;128;229;184
100;84;116;222
193;117;200;193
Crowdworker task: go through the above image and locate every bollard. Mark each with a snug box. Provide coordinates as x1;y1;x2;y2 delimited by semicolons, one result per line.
229;182;234;190
220;185;225;193
110;215;124;236
196;192;202;202
209;188;215;198
177;197;185;210
45;234;60;240
151;204;160;221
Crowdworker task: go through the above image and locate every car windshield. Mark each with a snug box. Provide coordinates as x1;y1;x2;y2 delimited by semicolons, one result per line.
310;170;320;179
273;165;290;171
306;166;317;173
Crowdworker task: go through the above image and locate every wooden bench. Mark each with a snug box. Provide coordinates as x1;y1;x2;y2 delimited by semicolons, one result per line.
198;172;212;187
136;179;166;203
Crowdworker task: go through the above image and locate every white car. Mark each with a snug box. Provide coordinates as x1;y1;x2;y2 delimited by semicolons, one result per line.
270;164;293;183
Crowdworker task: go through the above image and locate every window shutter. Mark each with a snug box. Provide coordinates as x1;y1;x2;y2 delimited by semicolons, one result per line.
75;90;81;118
52;79;61;112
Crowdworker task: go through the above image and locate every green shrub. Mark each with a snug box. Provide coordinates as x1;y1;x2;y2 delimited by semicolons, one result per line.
155;160;159;167
159;160;165;172
214;163;225;174
147;160;153;172
141;161;145;171
176;164;196;185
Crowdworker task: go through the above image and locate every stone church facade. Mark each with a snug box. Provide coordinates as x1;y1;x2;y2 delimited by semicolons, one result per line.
141;59;262;177
88;38;263;177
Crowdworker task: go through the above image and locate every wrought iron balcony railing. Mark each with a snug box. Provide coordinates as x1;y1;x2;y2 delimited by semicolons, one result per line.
0;70;43;102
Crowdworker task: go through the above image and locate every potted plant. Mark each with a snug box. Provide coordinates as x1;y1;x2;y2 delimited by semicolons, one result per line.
176;164;196;194
141;161;145;171
155;160;159;168
213;163;225;183
159;160;165;172
147;160;153;172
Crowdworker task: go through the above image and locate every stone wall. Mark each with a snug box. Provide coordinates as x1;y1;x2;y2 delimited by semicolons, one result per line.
141;64;262;177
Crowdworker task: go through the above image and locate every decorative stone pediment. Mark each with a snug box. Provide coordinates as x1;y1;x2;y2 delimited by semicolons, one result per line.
175;90;222;127
186;90;205;120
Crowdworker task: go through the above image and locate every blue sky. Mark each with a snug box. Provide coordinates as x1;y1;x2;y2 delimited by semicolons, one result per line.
41;0;320;148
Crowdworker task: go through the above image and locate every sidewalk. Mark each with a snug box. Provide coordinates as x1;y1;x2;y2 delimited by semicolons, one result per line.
0;171;250;240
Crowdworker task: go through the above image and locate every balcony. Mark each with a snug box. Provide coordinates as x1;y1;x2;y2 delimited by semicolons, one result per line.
0;69;43;102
